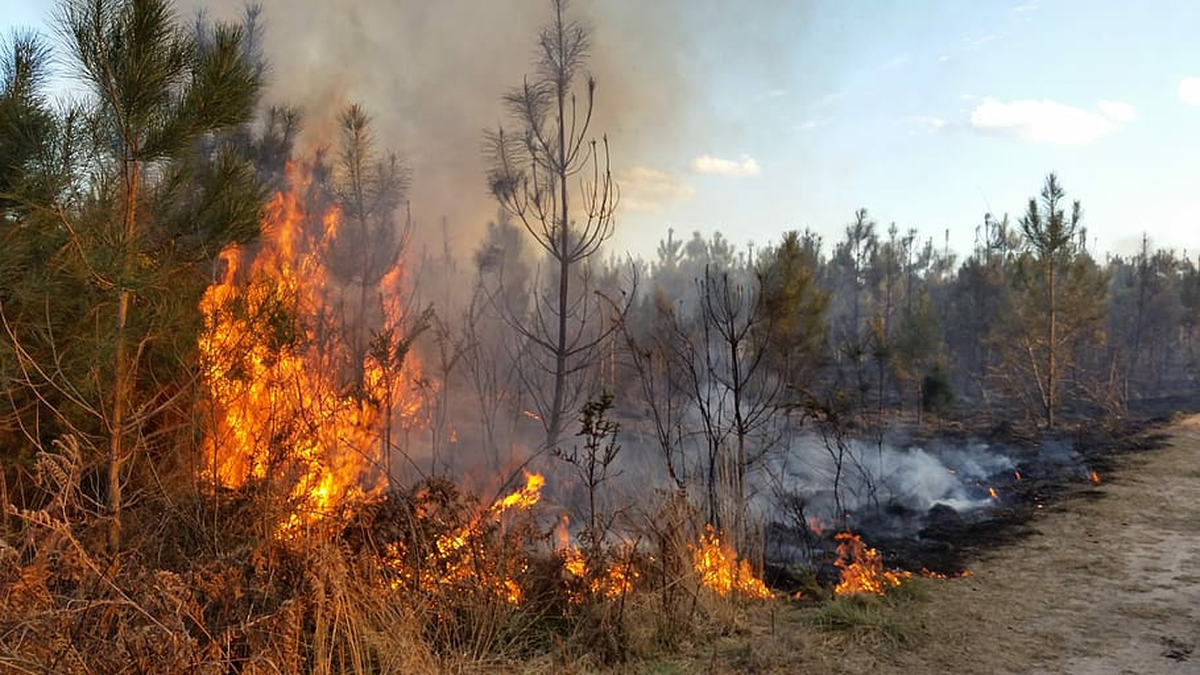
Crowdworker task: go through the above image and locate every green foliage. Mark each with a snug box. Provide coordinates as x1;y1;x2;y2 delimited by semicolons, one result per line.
0;1;265;534
988;174;1109;426
555;391;621;551
759;230;830;391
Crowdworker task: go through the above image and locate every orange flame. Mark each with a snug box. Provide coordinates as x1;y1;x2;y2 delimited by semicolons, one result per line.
490;472;544;514
560;546;639;600
988;487;999;500
691;525;772;600
832;532;912;596
198;163;424;534
919;568;972;580
383;472;545;603
806;516;827;537
1014;470;1022;481
1090;470;1101;484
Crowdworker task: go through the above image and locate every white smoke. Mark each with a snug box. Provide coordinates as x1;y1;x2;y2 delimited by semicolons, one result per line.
763;435;1017;524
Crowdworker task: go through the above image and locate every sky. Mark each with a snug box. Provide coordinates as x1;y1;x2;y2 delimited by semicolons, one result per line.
5;0;1200;263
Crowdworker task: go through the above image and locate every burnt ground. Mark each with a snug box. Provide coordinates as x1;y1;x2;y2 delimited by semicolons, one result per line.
625;409;1200;674
763;411;1179;589
877;412;1177;577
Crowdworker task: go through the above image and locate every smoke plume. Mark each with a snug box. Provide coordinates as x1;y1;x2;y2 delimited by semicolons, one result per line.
178;0;802;257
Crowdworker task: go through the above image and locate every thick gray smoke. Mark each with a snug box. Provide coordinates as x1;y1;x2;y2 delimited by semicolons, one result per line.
179;0;804;256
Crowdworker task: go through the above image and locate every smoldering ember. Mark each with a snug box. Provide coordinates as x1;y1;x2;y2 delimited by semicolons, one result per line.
2;1;1199;673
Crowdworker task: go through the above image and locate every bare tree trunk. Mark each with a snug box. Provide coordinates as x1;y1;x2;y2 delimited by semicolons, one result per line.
108;289;127;553
547;0;572;450
1047;261;1056;429
108;154;140;554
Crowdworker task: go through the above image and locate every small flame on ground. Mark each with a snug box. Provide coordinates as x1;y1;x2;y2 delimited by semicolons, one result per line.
1014;470;1022;481
919;568;972;580
832;532;912;596
1090;470;1101;484
691;525;772;600
988;487;999;500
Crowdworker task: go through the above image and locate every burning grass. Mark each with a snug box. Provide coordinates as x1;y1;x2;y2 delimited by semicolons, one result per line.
832;532;913;596
691;525;773;600
0;438;793;673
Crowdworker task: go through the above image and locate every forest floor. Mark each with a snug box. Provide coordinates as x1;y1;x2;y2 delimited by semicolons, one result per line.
627;413;1200;674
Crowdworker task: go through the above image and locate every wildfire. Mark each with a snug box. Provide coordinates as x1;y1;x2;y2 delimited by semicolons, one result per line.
1090;470;1101;484
198;162;424;533
691;525;773;600
832;532;912;596
490;472;545;514
1014;470;1022;481
561;546;639;600
988;487;999;500
383;472;546;603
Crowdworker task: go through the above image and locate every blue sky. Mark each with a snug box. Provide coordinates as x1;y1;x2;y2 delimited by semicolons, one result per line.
607;0;1200;261
6;0;1200;262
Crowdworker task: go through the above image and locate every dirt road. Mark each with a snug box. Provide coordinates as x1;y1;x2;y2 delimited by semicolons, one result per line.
886;413;1200;674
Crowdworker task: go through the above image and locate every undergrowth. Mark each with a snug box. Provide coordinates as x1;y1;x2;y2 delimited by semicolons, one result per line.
0;440;784;673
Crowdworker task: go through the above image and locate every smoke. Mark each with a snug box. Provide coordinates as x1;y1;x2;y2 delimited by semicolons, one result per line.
177;0;805;258
763;435;1018;530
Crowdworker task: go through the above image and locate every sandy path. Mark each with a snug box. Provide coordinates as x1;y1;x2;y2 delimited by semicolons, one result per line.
892;414;1200;674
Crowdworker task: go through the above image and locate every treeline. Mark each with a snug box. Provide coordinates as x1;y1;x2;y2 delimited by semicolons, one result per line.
597;176;1200;433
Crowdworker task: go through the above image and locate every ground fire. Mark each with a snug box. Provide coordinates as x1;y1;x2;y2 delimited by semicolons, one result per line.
832;532;913;596
691;525;773;600
381;472;544;603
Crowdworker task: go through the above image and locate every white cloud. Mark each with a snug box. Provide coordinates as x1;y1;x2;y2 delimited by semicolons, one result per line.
1179;77;1200;106
691;154;761;178
616;166;694;213
1098;99;1136;123
969;98;1134;145
1013;0;1040;12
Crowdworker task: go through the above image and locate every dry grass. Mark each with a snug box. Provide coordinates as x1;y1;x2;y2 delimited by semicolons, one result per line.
0;442;949;675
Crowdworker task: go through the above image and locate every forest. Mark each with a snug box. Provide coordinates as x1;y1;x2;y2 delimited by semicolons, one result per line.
2;0;1199;673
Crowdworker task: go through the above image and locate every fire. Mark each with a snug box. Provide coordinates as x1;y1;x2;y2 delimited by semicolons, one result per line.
560;546;639;600
806;516;828;537
198;162;424;533
1014;470;1022;481
988;487;999;500
490;472;544;514
832;532;911;596
554;515;640;600
384;473;546;603
919;568;972;580
1090;470;1101;484
691;525;772;600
